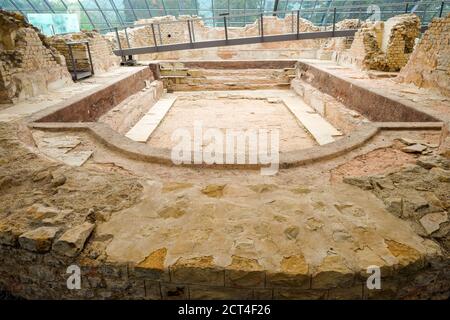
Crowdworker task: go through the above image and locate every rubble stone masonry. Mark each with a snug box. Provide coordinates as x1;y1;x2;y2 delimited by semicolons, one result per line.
335;14;420;71
0;10;72;104
49;31;121;74
397;13;450;97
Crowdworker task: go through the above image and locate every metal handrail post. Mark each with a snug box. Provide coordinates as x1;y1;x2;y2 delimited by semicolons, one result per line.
332;7;336;36
187;20;193;44
224;16;228;41
114;27;125;62
124;27;131;48
67;43;77;81
260;14;264;39
151;24;158;51
86;42;94;76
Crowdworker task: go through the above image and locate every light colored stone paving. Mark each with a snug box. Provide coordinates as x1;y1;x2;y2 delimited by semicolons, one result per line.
146;90;319;153
125;94;177;142
32;132;93;167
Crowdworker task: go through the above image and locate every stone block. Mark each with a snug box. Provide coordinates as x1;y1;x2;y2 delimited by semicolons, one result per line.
18;226;60;253
52;222;95;257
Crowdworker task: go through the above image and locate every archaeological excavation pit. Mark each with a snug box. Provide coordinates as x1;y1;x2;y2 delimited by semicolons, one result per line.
0;4;449;303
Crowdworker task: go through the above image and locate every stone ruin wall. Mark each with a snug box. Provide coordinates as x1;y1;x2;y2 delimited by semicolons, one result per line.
397;13;450;98
0;10;72;104
334;14;421;72
106;15;323;61
49;31;121;74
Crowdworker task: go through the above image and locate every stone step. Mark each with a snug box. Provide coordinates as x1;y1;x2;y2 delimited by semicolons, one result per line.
125;95;177;143
282;97;342;145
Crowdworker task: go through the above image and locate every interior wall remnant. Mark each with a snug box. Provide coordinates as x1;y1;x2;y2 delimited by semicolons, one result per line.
333;14;420;72
49;31;121;74
105;15;323;61
318;19;363;60
396;13;450;98
0;10;72;104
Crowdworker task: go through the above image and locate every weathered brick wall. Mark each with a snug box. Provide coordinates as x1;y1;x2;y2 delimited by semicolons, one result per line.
49;31;121;74
397;13;450;97
0;10;72;104
335;14;420;71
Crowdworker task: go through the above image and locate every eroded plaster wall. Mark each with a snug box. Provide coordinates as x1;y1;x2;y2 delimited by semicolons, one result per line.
0;10;72;104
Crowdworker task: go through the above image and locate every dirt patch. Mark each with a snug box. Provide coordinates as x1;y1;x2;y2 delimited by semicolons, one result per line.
330;147;416;182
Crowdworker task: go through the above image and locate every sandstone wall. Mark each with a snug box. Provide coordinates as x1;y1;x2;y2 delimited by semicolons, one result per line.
335;14;420;71
397;13;450;97
0;10;72;104
49;31;121;74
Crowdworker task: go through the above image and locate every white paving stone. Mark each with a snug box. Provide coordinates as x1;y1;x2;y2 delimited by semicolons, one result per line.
282;96;342;145
126;95;177;143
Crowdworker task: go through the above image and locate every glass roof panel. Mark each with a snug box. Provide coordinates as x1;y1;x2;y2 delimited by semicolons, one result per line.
0;0;448;31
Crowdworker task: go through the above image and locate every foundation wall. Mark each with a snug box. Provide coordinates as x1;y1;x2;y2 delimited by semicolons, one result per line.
36;66;154;123
295;61;439;122
291;79;368;134
1;241;449;300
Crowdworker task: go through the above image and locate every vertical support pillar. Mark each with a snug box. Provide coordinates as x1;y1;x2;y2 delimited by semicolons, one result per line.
68;43;77;81
86;42;94;76
296;10;300;39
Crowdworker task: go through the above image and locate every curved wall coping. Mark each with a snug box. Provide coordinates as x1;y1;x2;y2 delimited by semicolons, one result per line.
28;121;443;169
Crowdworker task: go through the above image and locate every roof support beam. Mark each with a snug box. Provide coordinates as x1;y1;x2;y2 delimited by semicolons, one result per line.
160;0;168;15
109;0;125;26
8;0;25;16
43;0;56;13
143;0;153;18
77;0;96;29
125;0;138;22
24;0;39;13
59;0;68;10
94;0;111;28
